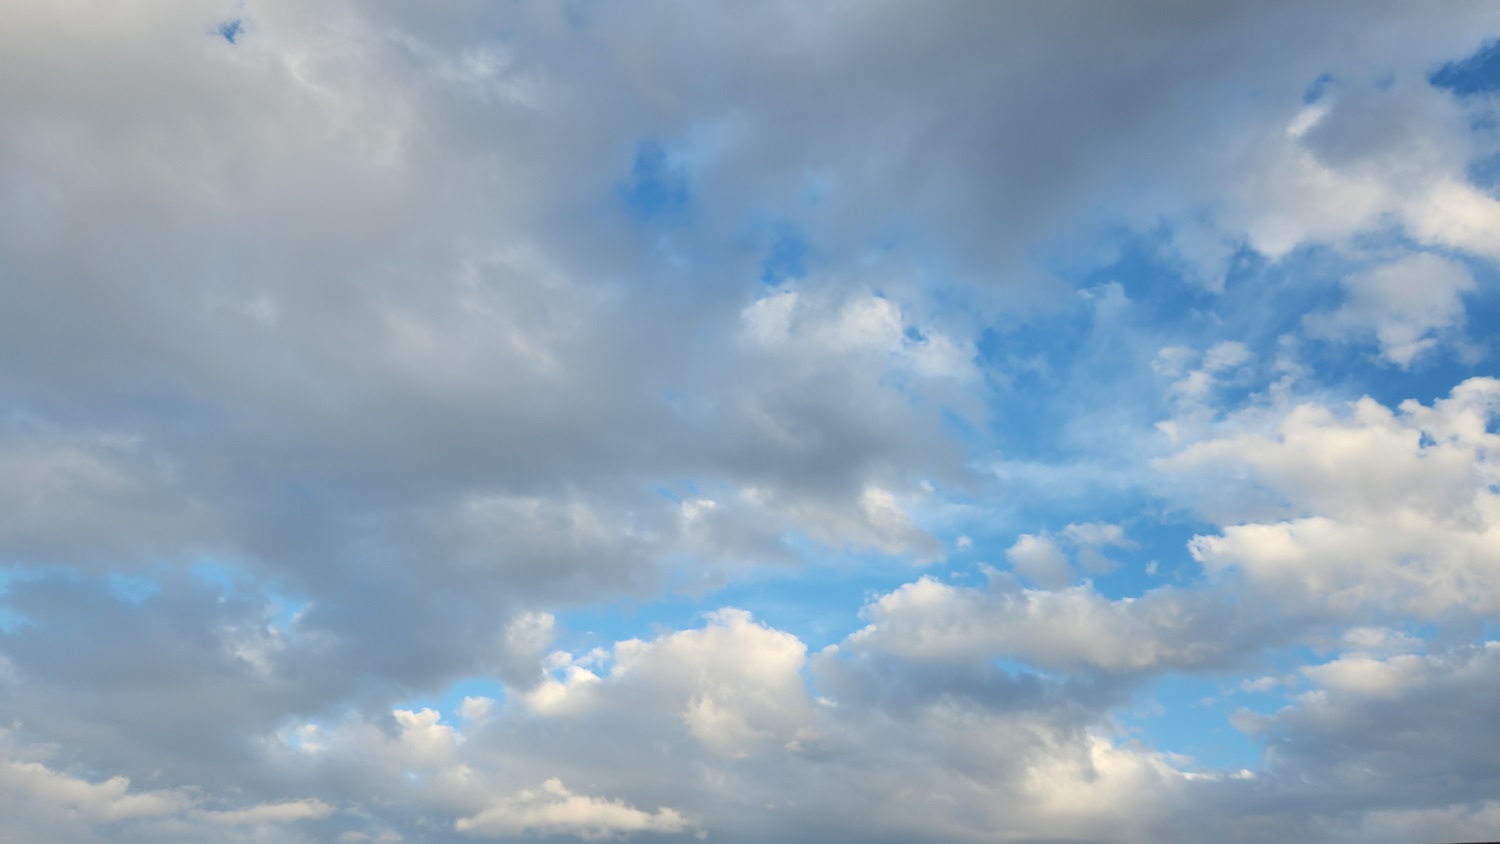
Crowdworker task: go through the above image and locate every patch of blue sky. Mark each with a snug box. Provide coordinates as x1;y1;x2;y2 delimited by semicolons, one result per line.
0;607;27;634
617;140;691;225
1006;223;1500;448
759;221;811;285
1086;520;1216;598
978;320;1154;465
1298;256;1500;410
190;557;243;596
956;220;1500;604
1477;617;1500;643
941;470;1205;580
1303;72;1337;104
266;591;310;632
937;404;984;452
0;569;37;633
216;18;243;45
188;557;311;624
1430;38;1500;96
395;676;508;724
1469;150;1500;190
984;657;1071;685
1126;674;1272;772
556;541;951;656
1077;233;1315;358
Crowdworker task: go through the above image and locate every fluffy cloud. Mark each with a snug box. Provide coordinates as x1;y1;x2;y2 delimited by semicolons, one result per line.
848;574;1248;674
524;609;813;759
1224;643;1500;840
1168;378;1500;616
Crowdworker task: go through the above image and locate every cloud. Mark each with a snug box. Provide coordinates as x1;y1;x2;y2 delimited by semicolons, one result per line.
1168;378;1500;616
455;778;696;840
1305;252;1476;367
0;727;334;840
524;608;813;759
0;755;194;822
847;574;1250;674
0;1;1499;842
199;798;336;826
1006;534;1073;588
1227;642;1500;839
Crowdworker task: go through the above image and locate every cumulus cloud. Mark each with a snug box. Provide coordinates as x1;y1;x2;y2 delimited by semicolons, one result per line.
1227;642;1500;838
523;609;813;759
848;574;1249;674
1167;378;1500;615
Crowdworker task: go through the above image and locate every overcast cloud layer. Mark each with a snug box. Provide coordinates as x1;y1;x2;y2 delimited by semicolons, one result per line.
3;2;1500;842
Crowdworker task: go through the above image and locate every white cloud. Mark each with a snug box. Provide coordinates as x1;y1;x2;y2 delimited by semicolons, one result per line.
1305;252;1476;367
848;575;1242;673
1005;534;1072;588
739;286;976;383
606;608;812;758
1405;179;1500;261
458;696;494;723
455;778;695;840
1299;653;1428;699
0;756;193;822
1004;522;1136;586
1170;378;1500;615
199;798;335;826
0;728;334;838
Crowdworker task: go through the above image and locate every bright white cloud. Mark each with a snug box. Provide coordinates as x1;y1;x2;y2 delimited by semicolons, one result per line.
848;575;1243;673
1170;378;1500;615
455;778;695;840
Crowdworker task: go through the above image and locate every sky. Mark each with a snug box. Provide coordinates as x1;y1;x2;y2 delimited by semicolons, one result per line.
2;2;1500;843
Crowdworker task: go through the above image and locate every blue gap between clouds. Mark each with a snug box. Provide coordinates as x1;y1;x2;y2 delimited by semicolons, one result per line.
617;140;690;224
1303;72;1336;104
396;676;508;725
760;222;810;284
555;534;953;658
1430;37;1500;96
1127;673;1268;773
190;558;309;632
217;19;243;44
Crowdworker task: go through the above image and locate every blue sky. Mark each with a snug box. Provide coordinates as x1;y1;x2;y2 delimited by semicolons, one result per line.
2;3;1500;843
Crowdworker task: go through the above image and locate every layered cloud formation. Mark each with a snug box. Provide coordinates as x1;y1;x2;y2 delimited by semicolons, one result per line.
2;1;1500;842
